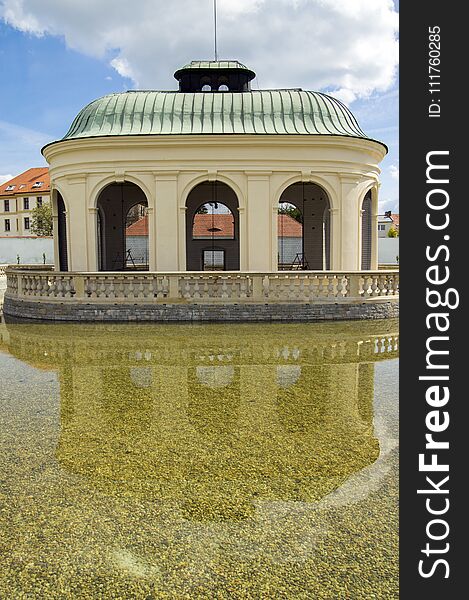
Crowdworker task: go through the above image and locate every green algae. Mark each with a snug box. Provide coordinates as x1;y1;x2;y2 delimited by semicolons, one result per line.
0;319;398;598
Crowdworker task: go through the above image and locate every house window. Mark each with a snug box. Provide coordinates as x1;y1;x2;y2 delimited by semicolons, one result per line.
37;196;43;207
24;217;30;230
23;197;29;210
4;200;9;212
32;181;43;188
203;249;225;270
378;224;386;231
4;219;10;232
5;185;15;191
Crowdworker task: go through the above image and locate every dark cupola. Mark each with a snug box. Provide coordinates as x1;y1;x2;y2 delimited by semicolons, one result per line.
174;60;256;92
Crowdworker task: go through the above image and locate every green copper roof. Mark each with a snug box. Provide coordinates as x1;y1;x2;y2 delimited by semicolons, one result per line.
60;90;370;141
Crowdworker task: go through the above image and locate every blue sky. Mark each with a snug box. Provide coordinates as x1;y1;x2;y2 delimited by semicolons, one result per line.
0;0;398;212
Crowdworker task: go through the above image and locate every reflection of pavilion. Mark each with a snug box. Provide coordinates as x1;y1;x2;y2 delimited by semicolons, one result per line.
4;320;398;520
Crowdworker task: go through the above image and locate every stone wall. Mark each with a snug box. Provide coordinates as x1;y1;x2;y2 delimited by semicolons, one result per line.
3;296;399;323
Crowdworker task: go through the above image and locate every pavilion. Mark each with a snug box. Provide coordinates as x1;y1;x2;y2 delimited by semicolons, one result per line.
3;60;398;321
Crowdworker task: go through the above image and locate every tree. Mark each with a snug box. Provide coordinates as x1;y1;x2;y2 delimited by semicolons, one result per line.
278;204;303;223
387;226;399;238
30;203;53;236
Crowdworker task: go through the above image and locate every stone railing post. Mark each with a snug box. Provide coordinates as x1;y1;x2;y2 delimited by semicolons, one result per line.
168;274;179;300
348;273;361;298
252;274;264;301
17;272;23;298
73;274;85;299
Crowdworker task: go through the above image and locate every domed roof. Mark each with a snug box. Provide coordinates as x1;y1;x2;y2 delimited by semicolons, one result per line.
45;59;383;148
59;89;369;140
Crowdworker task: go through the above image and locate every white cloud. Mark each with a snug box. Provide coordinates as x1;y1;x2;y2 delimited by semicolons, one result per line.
379;197;399;214
1;0;398;99
389;164;399;180
0;174;14;184
0;120;49;174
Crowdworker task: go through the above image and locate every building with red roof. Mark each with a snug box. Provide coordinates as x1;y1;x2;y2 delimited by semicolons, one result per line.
0;168;50;237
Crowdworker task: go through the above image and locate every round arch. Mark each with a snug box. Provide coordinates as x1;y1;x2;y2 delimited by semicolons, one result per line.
273;174;339;213
89;174;153;211
180;173;246;211
96;181;149;271
50;186;69;272
185;180;240;271
277;181;331;270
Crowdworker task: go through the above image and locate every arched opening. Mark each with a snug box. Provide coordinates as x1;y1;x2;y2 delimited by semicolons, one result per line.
278;182;331;270
96;182;149;271
200;76;212;92
361;190;372;270
56;192;68;271
218;76;229;91
186;181;240;271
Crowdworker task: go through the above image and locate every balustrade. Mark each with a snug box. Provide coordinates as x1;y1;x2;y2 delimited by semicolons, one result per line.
4;267;399;305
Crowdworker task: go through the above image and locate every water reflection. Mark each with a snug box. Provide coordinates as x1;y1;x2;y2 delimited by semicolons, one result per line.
0;319;399;598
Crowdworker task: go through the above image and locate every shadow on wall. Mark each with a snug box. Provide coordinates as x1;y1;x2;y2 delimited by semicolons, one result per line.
0;237;54;265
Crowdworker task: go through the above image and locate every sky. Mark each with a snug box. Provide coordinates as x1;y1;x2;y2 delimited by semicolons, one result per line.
0;0;399;213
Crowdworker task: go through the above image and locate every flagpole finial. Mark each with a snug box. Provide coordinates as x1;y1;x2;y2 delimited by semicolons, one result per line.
213;0;218;61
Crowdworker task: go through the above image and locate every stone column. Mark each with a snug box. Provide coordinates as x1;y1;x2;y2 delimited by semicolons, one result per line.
245;172;272;271
329;208;340;270
146;207;156;271
154;172;179;271
87;207;98;271
371;187;380;270
51;191;60;271
339;176;362;271
64;176;89;271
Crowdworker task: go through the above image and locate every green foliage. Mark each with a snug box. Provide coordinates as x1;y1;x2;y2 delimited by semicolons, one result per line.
30;203;53;236
387;226;398;238
278;204;303;223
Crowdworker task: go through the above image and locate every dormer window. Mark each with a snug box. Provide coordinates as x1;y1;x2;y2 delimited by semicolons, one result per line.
5;185;15;191
32;181;43;188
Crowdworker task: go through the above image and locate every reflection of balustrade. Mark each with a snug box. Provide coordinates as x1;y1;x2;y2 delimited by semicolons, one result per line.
5;267;399;304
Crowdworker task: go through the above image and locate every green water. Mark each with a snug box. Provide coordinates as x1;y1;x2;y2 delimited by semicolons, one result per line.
0;319;398;599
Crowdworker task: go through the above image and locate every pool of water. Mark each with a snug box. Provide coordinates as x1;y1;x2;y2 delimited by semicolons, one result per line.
0;319;398;599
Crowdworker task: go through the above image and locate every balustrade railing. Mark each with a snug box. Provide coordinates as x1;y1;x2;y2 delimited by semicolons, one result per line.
5;267;399;304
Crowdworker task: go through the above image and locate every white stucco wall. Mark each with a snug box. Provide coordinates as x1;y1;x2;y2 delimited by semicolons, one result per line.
378;238;399;264
0;237;54;264
44;134;385;272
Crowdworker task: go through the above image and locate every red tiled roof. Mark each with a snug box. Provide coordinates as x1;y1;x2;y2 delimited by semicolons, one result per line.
126;216;149;235
126;213;303;237
192;213;235;238
277;214;302;236
391;213;399;229
0;167;50;197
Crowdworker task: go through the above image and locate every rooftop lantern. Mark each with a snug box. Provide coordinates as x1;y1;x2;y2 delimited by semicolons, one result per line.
174;60;256;93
